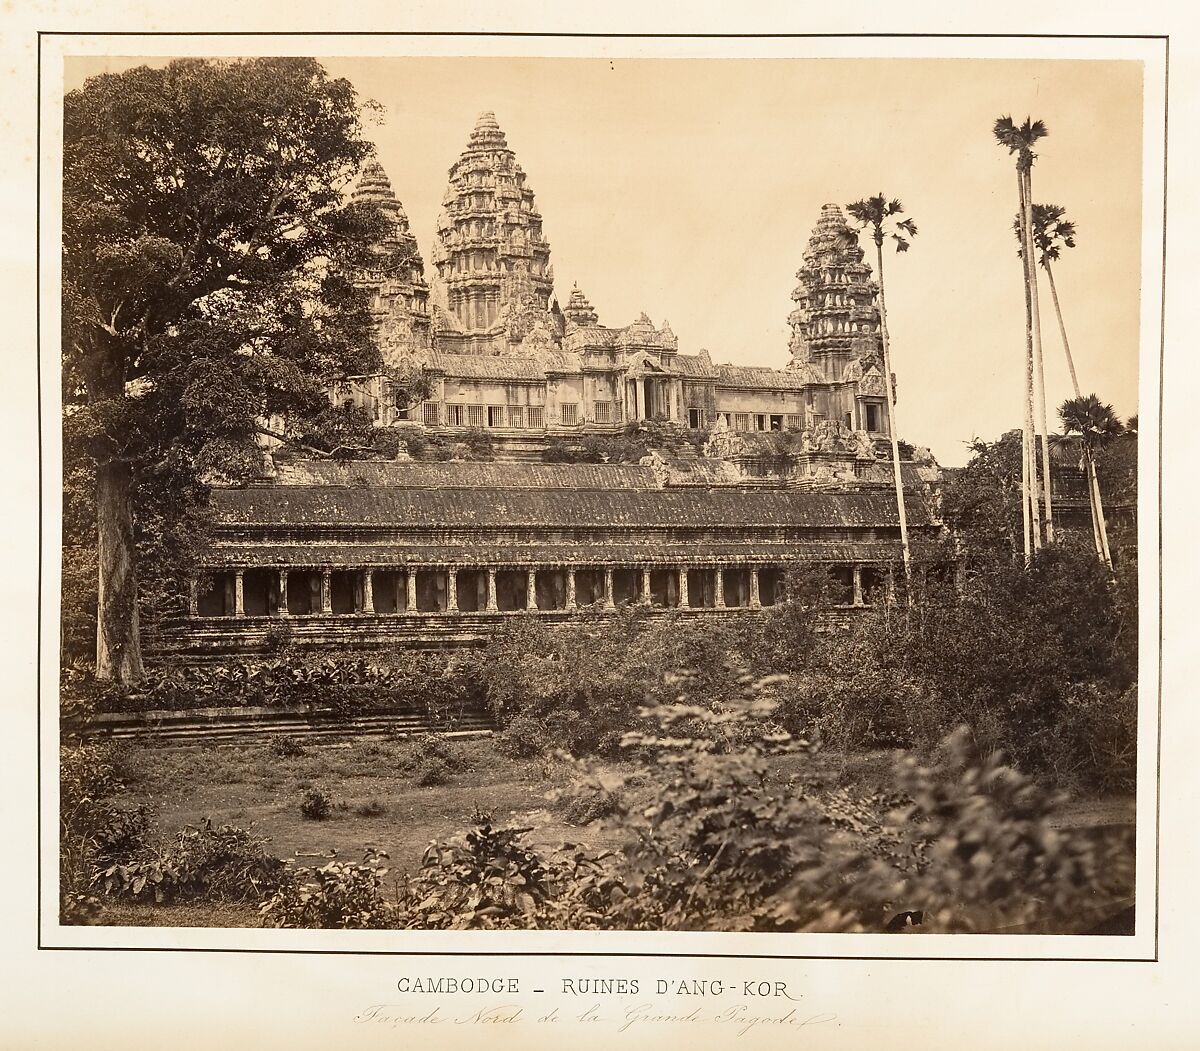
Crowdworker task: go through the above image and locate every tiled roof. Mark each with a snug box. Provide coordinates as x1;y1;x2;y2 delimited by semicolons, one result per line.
417;349;580;380
674;354;719;378
714;364;813;390
208;540;943;569
268;461;660;490
211;486;935;531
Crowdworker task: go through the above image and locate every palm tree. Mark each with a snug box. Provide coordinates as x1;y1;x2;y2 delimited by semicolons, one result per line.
1060;394;1123;570
845;193;917;585
994;115;1048;561
1028;203;1082;397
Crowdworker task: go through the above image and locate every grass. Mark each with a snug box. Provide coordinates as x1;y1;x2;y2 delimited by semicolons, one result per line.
91;735;1134;929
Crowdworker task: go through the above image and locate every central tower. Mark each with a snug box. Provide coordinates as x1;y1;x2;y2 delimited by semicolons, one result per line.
432;112;554;342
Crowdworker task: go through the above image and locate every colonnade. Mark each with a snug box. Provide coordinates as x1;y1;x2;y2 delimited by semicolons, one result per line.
190;563;893;618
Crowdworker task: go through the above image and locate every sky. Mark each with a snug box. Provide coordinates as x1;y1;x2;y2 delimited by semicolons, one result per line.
65;55;1146;466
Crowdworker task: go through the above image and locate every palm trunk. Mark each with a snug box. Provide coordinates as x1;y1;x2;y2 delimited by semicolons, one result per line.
873;238;912;587
1087;460;1104;559
1088;454;1114;570
95;458;144;683
1017;168;1039;562
1044;259;1082;397
1023;169;1055;543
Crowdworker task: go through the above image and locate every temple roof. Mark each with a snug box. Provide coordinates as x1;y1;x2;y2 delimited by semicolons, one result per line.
715;364;815;391
211;486;935;531
416;348;581;379
267;461;659;490
207;539;943;569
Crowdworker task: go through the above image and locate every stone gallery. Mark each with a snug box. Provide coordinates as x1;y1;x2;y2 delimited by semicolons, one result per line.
165;112;949;655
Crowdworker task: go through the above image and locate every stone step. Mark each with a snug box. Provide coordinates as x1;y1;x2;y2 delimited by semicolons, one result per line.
69;705;497;746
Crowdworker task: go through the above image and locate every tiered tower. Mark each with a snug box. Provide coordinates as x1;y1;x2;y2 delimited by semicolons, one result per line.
350;160;430;365
563;283;599;326
432;112;554;342
788;204;882;384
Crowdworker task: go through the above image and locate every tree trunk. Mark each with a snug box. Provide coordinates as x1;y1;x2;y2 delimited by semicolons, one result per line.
1044;260;1082;397
1023;168;1055;543
95;459;144;683
1088;454;1114;570
1088;457;1104;559
873;238;912;587
1016;168;1038;562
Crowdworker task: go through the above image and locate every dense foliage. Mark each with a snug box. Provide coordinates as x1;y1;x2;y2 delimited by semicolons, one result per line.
63;57;395;681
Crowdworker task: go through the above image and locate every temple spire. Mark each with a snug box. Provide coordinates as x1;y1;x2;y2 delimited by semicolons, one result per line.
787;203;881;379
349;157;430;361
564;283;599;325
432;111;554;336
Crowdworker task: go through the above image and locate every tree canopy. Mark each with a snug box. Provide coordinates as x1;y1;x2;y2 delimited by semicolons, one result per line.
62;57;392;677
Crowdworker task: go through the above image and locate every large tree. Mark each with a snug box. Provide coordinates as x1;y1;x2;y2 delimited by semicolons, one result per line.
63;57;392;683
845;194;918;584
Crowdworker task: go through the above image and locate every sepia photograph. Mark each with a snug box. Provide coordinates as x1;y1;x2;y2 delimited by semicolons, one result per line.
51;44;1152;946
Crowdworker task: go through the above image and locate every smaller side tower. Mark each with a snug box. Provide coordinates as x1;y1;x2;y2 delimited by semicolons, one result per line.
350;160;431;365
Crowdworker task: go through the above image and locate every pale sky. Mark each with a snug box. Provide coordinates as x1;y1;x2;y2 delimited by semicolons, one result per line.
66;56;1145;466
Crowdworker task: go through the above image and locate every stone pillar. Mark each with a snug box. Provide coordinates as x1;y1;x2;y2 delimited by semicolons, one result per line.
188;578;199;616
234;570;245;617
749;566;761;608
566;568;577;609
527;569;538;611
486;568;498;612
362;569;374;614
714;567;725;608
641;566;651;602
634;378;643;420
604;567;615;609
852;565;864;607
678;567;689;608
406;569;418;613
278;570;290;617
320;569;332;614
447;568;459;611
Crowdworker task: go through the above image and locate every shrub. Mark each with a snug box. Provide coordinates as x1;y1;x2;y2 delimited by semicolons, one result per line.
300;787;332;821
266;734;305;759
95;819;286;905
353;798;387;817
554;781;625;826
394;733;474;784
495;714;557;758
260;848;395;929
395;822;622;930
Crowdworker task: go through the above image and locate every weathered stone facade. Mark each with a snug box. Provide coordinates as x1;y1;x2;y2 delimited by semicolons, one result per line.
171;110;945;655
335;112;893;470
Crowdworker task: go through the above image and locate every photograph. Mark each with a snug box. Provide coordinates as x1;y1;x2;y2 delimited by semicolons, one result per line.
53;46;1149;944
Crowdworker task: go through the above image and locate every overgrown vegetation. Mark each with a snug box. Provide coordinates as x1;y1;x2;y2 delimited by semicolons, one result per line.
251;685;1133;933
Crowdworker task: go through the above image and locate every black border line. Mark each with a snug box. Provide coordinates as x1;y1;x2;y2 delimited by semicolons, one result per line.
36;30;1168;964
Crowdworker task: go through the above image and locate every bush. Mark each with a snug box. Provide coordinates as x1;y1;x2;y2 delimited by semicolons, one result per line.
554;781;625;826
353;798;387;817
266;734;305;759
95;819;286;905
260;848;394;929
300;787;332;821
394;822;622;930
393;733;474;785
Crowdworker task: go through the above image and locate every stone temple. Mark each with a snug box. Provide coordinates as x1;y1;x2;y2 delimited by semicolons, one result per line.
162;112;949;656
